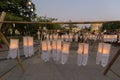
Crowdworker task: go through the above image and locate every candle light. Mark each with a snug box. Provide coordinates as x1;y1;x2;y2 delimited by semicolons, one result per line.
23;36;34;57
8;39;19;59
96;43;103;64
61;42;70;64
77;43;89;66
96;43;111;67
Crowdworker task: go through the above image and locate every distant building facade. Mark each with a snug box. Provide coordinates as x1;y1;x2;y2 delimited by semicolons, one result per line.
90;23;102;33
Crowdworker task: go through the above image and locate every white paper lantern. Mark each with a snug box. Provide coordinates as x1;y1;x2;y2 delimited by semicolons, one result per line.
42;41;47;51
56;40;62;61
82;43;89;66
77;43;89;66
77;43;83;66
96;43;111;67
23;36;34;57
41;40;51;62
28;37;34;56
96;43;103;64
61;42;70;64
101;43;111;67
52;40;57;61
8;39;19;59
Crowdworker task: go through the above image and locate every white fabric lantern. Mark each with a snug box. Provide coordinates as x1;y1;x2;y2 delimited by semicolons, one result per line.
77;43;89;66
96;43;111;67
8;39;19;59
23;36;34;58
61;42;70;64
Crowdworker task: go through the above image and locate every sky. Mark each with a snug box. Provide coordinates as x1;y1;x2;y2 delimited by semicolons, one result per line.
32;0;120;22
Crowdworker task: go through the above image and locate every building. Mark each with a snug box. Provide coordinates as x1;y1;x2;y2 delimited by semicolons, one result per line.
90;23;102;32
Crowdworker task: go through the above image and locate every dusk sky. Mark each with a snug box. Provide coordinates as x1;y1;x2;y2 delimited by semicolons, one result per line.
32;0;120;22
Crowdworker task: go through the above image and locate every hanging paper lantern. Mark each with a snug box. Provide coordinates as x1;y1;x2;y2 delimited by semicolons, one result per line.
8;39;19;59
47;40;51;51
52;40;57;61
55;40;62;61
23;36;34;57
101;43;111;67
82;43;89;66
96;43;111;67
42;41;47;51
61;42;70;64
96;43;103;64
41;41;50;62
77;43;83;66
77;43;89;66
23;37;29;57
28;37;34;56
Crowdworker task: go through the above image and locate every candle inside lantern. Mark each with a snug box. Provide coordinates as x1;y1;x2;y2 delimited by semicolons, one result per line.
42;41;47;51
103;43;111;55
28;37;33;46
83;43;89;54
10;39;19;49
77;43;83;54
62;42;69;54
52;41;57;50
96;43;103;64
23;37;28;47
8;39;19;59
47;40;51;51
57;40;62;51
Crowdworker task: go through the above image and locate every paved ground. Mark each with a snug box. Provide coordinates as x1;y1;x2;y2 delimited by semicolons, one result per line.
0;42;120;80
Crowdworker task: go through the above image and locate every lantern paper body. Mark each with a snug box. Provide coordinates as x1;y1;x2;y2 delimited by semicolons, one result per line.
28;37;34;56
96;43;111;67
77;43;89;66
96;43;103;64
82;44;89;66
56;40;62;61
101;43;111;67
41;41;51;62
52;40;57;61
8;39;19;59
23;36;34;57
61;42;70;64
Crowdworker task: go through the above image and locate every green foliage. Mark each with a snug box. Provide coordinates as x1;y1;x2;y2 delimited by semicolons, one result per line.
101;22;120;31
5;12;24;21
0;0;36;21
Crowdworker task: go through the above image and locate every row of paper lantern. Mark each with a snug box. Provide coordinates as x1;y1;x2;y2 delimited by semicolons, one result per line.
8;36;111;67
8;36;34;59
41;40;111;67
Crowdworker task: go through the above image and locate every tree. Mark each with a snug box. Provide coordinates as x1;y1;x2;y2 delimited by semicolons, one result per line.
0;0;36;21
101;22;120;32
